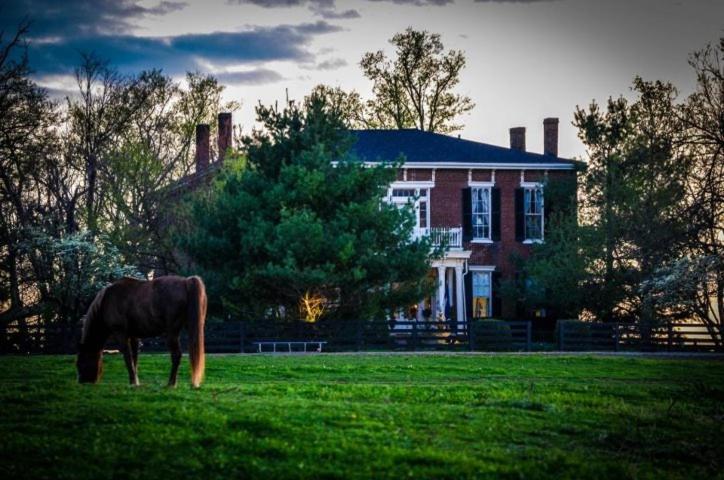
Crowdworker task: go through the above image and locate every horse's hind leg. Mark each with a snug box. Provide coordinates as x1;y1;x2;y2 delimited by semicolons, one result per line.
130;338;140;377
121;337;140;386
167;335;182;387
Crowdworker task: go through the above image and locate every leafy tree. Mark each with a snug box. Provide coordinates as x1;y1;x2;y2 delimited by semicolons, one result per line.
645;39;724;340
0;21;237;329
361;28;474;132
306;85;370;129
312;29;474;133
516;79;690;324
179;93;434;321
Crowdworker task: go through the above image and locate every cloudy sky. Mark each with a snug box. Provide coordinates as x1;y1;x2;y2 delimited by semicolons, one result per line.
3;0;723;159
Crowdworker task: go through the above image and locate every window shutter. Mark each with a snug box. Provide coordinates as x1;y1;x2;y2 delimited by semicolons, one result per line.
543;188;551;237
465;271;473;321
491;187;501;241
514;188;525;242
492;271;502;318
462;188;472;241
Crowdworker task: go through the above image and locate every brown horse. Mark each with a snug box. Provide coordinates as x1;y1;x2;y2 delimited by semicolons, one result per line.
77;275;207;388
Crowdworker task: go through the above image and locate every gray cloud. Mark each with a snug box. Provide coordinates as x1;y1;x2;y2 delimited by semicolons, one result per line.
228;0;359;19
216;68;284;85
1;0;188;37
312;7;361;19
473;0;556;2
365;0;452;5
315;58;348;70
23;21;342;75
227;0;334;6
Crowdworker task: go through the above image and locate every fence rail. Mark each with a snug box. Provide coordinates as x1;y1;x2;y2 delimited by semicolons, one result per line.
558;320;723;352
1;319;721;355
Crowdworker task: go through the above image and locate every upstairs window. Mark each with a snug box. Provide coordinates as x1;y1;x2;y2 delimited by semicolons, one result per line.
524;187;544;241
471;187;491;240
388;186;429;231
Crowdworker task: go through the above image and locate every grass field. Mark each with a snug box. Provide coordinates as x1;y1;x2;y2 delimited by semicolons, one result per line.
1;353;723;480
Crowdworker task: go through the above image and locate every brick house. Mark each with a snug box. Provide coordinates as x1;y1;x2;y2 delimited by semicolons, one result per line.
187;114;576;327
348;119;577;327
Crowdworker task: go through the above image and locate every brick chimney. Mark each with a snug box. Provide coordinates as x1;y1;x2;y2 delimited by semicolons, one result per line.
217;112;232;163
509;127;526;152
195;124;210;173
543;117;559;157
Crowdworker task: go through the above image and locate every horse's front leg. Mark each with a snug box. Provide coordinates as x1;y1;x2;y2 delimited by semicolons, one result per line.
167;335;182;387
120;336;140;386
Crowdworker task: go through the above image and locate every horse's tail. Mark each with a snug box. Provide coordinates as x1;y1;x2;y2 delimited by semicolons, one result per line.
186;276;207;388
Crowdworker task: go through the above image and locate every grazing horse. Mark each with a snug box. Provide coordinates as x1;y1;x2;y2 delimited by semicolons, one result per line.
77;275;207;388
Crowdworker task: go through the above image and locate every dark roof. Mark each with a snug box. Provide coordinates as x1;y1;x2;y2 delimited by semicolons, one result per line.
348;129;575;167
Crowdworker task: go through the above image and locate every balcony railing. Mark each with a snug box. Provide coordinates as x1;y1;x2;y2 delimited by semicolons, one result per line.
413;226;463;250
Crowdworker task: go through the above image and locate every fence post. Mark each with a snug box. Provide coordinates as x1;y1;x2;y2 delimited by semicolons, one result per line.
411;321;418;351
667;321;673;352
614;323;620;352
468;320;474;352
356;319;363;352
558;321;565;351
526;321;532;352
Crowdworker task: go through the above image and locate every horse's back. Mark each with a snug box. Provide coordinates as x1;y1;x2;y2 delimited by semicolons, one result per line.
103;275;194;338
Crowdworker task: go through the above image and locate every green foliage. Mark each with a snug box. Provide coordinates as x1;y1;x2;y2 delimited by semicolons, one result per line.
312;28;474;132
360;28;474;133
519;79;691;323
178;94;433;320
20;230;140;324
2;354;723;479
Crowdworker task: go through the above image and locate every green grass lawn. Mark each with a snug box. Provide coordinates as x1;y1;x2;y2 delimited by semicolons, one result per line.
1;353;723;480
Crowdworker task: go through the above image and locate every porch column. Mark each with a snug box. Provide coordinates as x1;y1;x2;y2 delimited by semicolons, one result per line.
446;268;455;307
436;265;446;320
455;265;465;333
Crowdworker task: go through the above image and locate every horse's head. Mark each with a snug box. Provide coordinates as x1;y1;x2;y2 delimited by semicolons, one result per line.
76;345;103;384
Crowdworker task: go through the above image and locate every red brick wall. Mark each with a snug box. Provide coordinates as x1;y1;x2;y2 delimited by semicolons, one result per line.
412;167;576;318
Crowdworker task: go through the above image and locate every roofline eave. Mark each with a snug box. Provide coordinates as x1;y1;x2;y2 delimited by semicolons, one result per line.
333;160;576;170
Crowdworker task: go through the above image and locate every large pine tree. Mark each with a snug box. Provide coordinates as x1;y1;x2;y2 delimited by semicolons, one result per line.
179;93;434;322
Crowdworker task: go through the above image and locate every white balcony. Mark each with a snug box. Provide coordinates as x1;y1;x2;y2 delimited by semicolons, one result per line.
413;226;463;250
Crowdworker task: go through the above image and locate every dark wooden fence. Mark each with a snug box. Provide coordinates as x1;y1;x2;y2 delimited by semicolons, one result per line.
557;320;723;352
1;319;720;354
0;319;530;354
469;320;532;352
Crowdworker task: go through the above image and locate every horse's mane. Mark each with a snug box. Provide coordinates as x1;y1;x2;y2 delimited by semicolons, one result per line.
81;286;108;344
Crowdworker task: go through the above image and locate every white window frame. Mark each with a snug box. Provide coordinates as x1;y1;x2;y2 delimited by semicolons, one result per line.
387;181;433;232
520;182;544;244
469;266;495;319
469;181;495;244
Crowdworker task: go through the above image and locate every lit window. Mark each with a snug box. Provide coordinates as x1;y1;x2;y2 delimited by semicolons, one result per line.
471;187;491;240
524;187;544;241
472;271;491;318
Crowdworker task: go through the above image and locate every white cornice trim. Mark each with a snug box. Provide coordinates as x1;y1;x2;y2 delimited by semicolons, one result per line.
351;161;575;170
390;180;435;189
468;181;495;188
468;265;496;272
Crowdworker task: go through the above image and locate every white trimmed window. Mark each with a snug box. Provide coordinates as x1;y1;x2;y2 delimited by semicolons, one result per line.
471;270;492;318
471;187;491;240
388;185;430;231
524;186;544;241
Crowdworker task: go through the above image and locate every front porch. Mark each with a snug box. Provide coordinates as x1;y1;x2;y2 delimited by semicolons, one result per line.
393;230;472;335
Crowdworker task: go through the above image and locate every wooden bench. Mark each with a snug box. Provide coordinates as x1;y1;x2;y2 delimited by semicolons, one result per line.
252;341;327;353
